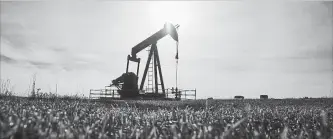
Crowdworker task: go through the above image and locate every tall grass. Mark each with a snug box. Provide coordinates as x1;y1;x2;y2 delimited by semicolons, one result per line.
0;97;332;139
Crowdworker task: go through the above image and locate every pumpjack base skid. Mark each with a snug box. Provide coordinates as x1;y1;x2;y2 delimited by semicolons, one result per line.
117;89;166;99
89;87;196;100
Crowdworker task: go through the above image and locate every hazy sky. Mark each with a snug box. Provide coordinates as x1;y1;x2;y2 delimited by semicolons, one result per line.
1;1;332;99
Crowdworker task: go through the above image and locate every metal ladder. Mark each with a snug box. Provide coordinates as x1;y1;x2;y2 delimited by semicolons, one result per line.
147;47;154;93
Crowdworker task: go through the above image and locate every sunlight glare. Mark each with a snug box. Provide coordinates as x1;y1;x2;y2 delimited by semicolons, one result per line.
148;1;192;28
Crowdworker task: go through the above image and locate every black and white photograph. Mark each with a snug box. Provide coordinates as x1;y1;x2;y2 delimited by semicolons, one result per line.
0;1;332;139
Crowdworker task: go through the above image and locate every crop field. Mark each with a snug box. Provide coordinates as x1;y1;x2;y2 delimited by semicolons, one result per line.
0;97;332;139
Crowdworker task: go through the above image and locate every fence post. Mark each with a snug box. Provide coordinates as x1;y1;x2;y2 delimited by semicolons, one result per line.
89;89;91;99
195;89;196;100
166;89;168;98
112;90;114;98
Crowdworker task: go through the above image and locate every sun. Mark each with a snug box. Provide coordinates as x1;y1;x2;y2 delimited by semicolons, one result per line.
148;1;192;28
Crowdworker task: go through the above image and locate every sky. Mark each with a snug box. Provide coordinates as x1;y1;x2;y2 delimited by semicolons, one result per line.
0;1;332;99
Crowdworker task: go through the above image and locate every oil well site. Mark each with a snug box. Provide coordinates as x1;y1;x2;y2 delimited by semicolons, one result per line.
89;23;197;101
1;1;333;139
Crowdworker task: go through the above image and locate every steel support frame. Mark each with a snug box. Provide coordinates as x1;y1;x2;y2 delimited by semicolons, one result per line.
139;44;165;94
154;46;166;94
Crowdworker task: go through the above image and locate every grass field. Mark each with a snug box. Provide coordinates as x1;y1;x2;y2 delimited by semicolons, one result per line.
1;97;332;139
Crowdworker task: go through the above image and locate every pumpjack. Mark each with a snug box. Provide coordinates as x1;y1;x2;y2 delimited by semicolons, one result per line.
110;23;180;100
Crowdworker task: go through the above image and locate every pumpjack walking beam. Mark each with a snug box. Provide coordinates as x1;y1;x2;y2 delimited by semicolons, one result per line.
130;24;179;59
